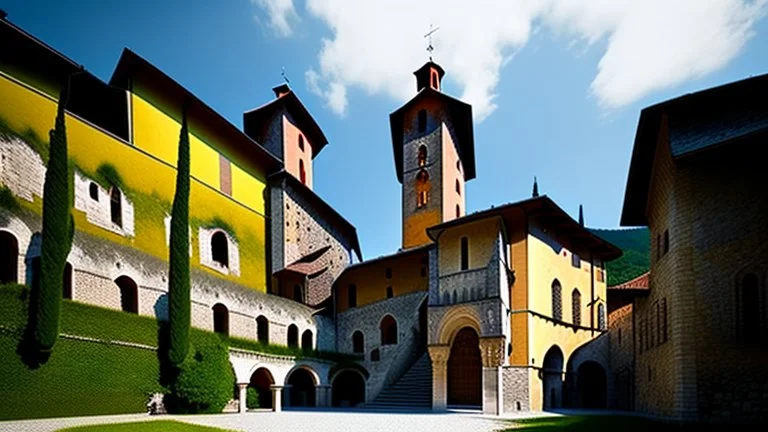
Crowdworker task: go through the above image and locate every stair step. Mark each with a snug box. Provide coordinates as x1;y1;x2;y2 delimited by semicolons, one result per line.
368;353;433;408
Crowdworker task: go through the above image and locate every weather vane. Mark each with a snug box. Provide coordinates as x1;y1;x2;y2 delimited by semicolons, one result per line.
424;24;440;61
281;67;290;85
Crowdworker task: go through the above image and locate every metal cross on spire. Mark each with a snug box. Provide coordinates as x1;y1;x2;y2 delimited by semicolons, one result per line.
424;24;440;61
281;67;290;85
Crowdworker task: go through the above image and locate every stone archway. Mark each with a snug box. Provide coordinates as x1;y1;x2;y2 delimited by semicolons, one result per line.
332;370;366;407
542;345;564;410
577;361;607;409
286;367;317;407
447;327;482;406
249;367;275;409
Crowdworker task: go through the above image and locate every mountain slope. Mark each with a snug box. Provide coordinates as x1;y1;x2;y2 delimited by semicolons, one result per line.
590;227;650;286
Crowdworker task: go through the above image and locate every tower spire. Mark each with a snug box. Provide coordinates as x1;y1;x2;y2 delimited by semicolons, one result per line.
424;24;440;62
579;204;584;226
532;177;539;197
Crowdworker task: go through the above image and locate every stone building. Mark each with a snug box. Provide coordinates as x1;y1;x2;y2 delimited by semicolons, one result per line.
616;73;768;423
1;15;626;416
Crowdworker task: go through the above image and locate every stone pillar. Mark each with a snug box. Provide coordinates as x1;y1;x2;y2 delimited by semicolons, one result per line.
428;345;450;411
479;336;506;415
238;383;248;413
270;385;284;412
316;384;331;407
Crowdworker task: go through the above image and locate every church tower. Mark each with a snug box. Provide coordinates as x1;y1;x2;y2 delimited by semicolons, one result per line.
390;61;476;248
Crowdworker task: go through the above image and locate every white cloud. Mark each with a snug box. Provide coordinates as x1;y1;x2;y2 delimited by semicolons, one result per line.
256;0;767;118
251;0;298;37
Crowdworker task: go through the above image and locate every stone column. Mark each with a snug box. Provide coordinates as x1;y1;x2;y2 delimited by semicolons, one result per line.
428;344;450;411
270;385;284;412
238;383;249;413
479;336;506;415
316;384;332;407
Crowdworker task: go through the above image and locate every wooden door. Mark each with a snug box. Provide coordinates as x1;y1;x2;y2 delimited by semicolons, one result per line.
447;327;482;406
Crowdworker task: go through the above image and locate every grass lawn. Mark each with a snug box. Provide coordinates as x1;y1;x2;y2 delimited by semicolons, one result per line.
505;415;701;431
57;420;235;432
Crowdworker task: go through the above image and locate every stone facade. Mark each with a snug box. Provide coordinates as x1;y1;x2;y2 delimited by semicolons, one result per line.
74;170;135;238
336;291;428;402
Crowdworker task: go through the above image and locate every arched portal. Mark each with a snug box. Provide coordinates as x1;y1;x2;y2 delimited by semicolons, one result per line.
542;345;564;410
301;329;313;351
0;231;19;284
447;327;482;406
577;361;607;409
332;370;365;407
115;275;138;314
249;367;274;409
286;367;316;407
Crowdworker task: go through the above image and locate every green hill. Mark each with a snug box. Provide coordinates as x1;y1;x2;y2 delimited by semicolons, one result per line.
590;227;650;286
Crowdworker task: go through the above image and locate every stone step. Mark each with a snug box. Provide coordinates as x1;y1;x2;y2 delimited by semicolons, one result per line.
367;352;433;409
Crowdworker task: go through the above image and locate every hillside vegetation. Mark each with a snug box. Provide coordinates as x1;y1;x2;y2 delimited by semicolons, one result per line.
590;227;650;286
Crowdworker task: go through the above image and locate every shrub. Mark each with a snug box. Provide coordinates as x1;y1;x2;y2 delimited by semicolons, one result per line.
168;341;233;414
246;386;260;409
0;185;20;211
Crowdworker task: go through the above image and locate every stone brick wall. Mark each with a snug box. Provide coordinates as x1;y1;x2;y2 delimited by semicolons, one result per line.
336;291;428;402
503;366;530;412
271;178;355;306
608;301;635;410
0;136;45;202
680;138;768;423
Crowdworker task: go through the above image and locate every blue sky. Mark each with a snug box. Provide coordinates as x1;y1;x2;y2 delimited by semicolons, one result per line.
4;0;768;260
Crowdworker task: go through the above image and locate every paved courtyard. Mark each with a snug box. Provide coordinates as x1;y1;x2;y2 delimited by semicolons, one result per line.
0;409;551;432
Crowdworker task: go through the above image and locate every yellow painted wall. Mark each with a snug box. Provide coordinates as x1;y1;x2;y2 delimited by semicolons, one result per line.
437;217;500;275
130;93;266;214
336;251;429;313
0;72;267;291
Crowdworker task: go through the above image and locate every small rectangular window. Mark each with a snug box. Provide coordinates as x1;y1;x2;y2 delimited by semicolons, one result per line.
663;229;670;255
571;253;581;268
460;237;469;270
386;286;393;298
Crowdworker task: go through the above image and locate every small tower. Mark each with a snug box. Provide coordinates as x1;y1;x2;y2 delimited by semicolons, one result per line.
389;61;475;248
243;83;328;190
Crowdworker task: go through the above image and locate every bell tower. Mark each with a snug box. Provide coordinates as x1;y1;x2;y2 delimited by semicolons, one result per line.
389;61;476;249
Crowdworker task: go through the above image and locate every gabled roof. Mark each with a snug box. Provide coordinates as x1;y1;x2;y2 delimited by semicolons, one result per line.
621;73;768;226
608;272;650;297
274;245;332;278
341;244;432;274
0;16;81;96
426;195;622;261
243;85;328;158
109;49;281;175
270;171;362;262
390;87;475;182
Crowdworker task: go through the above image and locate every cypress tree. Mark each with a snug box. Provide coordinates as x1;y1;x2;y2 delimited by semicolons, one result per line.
33;87;74;354
168;107;191;366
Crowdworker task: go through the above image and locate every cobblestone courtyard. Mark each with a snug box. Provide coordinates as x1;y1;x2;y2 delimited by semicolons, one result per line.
0;409;535;432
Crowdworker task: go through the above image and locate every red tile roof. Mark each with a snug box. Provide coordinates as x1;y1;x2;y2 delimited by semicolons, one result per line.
274;245;331;278
609;272;649;291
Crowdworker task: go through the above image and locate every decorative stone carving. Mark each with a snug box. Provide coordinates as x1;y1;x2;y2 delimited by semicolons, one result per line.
428;344;450;366
479;336;506;368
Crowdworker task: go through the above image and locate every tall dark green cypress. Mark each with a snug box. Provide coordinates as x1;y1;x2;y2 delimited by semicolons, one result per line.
168;107;191;366
34;87;74;354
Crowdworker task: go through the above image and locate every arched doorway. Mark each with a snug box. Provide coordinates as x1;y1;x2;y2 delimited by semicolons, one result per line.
115;276;138;314
286;367;316;407
577;361;607;409
542;345;564;410
249;367;274;409
447;327;482;406
332;370;365;407
287;324;299;347
380;315;397;345
0;231;19;284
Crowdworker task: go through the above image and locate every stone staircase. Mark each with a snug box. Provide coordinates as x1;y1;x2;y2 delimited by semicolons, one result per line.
365;353;432;410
